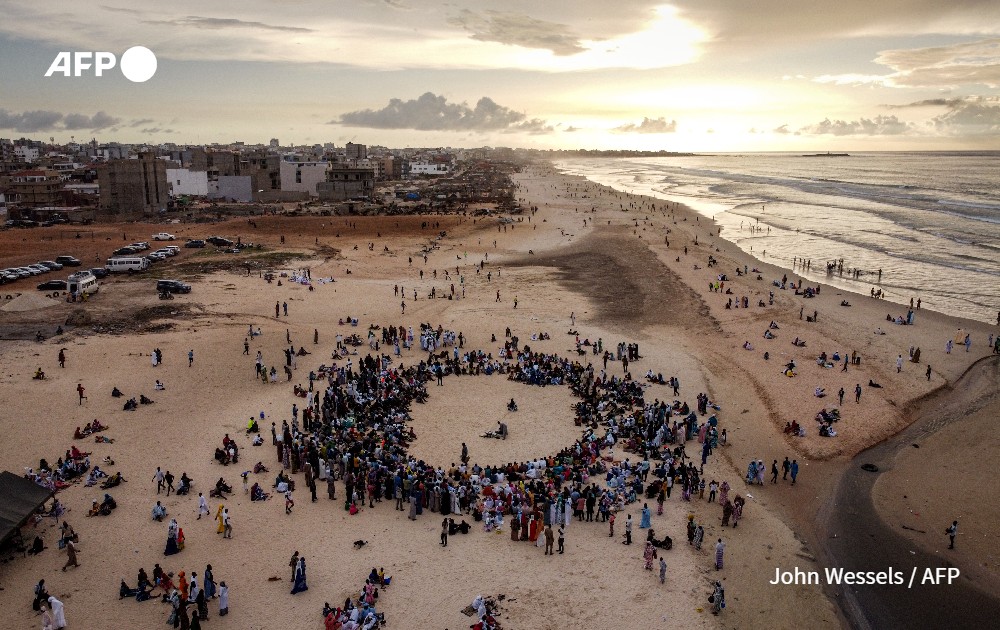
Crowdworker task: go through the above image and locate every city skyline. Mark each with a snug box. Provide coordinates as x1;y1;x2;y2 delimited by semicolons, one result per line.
1;1;998;150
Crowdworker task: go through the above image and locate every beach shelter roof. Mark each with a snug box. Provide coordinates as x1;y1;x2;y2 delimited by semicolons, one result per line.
0;471;54;544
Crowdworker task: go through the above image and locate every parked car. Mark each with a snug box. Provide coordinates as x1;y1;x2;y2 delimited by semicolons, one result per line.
37;279;68;291
184;239;206;248
39;260;64;271
0;271;17;284
89;267;109;279
55;255;82;267
156;279;191;294
152;232;176;241
28;264;51;274
163;246;180;256
147;252;167;261
9;268;32;278
113;246;140;256
20;266;44;276
129;241;151;251
206;236;233;247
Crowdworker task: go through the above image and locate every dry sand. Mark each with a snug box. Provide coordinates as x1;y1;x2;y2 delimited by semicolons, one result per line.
0;162;997;630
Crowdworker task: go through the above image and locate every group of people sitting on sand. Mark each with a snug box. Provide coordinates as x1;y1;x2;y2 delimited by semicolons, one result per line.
73;420;108;440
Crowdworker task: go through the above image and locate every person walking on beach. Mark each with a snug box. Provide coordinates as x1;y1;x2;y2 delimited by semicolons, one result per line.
624;514;633;545
441;518;448;547
275;301;279;318
770;460;778;484
544;525;554;555
188;349;194;367
926;365;932;381
243;339;249;355
76;383;86;405
947;521;958;549
855;383;862;403
782;457;790;480
153;467;165;494
790;460;799;485
659;557;667;584
896;355;903;373
838;387;845;406
58;348;66;368
62;538;79;571
282;301;288;316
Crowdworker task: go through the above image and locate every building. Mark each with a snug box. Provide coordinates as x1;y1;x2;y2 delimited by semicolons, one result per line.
13;146;40;163
409;162;451;176
269;138;280;149
279;159;328;196
214;176;253;202
166;168;209;197
7;169;63;207
97;152;169;219
345;142;367;160
316;164;374;201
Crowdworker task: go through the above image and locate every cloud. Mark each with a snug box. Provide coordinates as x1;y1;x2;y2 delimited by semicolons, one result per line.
613;117;678;134
63;111;120;130
563;126;581;133
129;118;156;127
826;38;1000;89
448;10;585;56
335;92;548;133
801;115;911;136
883;98;965;108
0;109;120;132
931;99;1000;134
773;124;791;134
0;109;64;132
139;127;176;134
143;15;314;33
505;119;554;135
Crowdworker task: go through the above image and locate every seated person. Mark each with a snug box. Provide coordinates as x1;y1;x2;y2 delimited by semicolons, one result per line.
215;447;231;465
139;394;154;405
252;434;264;446
74;426;87;439
177;473;192;495
868;379;883;388
769;321;780;329
246;418;260;434
250;482;270;501
123;398;138;411
154;380;165;391
215;477;233;495
33;368;46;380
814;387;826;398
111;387;123;397
100;493;117;515
742;341;754;350
152;501;167;521
763;330;775;339
840;300;851;306
507;398;517;411
253;461;269;474
101;471;124;489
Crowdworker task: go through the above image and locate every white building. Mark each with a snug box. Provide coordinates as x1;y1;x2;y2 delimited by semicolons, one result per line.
166;168;209;197
279;159;328;197
14;146;40;162
409;162;450;176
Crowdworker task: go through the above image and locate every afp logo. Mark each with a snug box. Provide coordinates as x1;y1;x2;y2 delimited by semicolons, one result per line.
45;46;157;82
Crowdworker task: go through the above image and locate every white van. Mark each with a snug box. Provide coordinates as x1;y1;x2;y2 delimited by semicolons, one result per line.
67;271;99;295
105;257;150;273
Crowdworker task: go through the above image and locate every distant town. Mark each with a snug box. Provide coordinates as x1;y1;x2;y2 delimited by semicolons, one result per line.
0;137;697;225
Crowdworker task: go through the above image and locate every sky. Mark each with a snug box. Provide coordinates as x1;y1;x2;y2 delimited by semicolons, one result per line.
0;0;999;151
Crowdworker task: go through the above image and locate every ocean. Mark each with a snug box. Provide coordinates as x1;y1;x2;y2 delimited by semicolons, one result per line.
555;152;1000;324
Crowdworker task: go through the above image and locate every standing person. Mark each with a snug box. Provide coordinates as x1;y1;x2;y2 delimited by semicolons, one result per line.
946;521;958;549
544;525;554;555
288;552;299;581
624;514;633;545
781;457;790;481
197;493;209;520
855;383;862;403
715;538;725;570
290;556;308;594
608;512;615;537
659;557;667;584
76;383;86;405
47;596;67;629
165;471;175;496
640;504;651;529
838;387;845;406
275;301;280;318
58;348;66;368
243;339;250;355
218;582;229;617
896;355;903;373
557;524;565;554
62;538;79;571
188;350;194;367
222;509;232;539
282;301;288;317
790;460;799;485
926;365;932;381
153;467;165;494
770;460;778;484
643;541;657;570
710;581;725;615
440;518;448;547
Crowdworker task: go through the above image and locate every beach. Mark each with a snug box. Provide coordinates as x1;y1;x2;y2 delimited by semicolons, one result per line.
1;161;997;629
